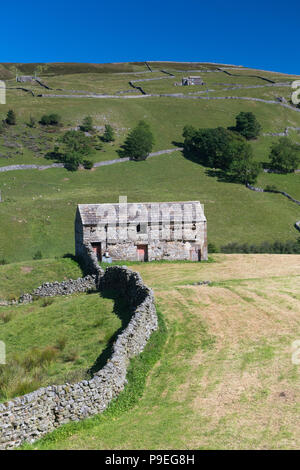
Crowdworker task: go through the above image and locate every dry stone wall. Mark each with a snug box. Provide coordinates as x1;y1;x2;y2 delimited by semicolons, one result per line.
0;256;157;449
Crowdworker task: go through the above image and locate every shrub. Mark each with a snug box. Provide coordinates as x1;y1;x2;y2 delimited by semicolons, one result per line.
60;130;94;157
39;115;51;126
208;242;218;253
63;152;82;171
269;137;300;173
0;258;7;265
264;184;278;192
183;125;259;183
221;239;300;254
80;116;93;133
234;111;261;140
101;124;115;142
120;121;154;161
229;159;261;185
39;113;61;126
83;159;93;170
6;109;16;125
33;250;43;260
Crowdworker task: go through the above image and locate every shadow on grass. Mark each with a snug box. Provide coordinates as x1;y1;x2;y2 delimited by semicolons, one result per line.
87;289;132;376
205;168;241;184
62;253;86;276
171;140;184;148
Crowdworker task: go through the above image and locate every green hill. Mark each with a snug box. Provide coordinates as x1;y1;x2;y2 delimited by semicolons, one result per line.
0;61;300;262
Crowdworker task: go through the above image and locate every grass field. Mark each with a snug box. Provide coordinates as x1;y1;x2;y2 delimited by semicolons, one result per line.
0;148;299;263
0;291;121;401
0;257;82;299
21;254;300;450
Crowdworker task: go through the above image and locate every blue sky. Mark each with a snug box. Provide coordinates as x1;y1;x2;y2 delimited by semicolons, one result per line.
1;0;299;74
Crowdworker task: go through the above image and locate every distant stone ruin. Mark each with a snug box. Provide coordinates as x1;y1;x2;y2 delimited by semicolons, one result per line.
182;76;204;86
16;76;39;83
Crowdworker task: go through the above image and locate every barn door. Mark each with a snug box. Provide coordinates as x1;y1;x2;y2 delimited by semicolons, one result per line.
137;245;148;262
91;242;102;260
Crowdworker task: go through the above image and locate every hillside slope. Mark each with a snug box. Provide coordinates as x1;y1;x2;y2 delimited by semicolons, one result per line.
0;62;300;262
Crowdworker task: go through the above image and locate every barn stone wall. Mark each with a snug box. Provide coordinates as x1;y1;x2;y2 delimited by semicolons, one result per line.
0;262;157;449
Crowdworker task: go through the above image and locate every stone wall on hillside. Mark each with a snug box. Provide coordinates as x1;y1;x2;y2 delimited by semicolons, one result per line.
0;264;157;449
32;274;97;297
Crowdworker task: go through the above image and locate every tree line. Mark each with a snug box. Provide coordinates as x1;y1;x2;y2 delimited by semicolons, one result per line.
182;112;300;184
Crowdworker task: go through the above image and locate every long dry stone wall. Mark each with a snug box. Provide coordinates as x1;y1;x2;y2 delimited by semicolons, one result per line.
0;255;157;449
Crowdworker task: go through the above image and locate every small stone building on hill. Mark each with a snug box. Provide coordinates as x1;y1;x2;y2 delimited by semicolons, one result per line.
182;76;204;86
75;201;207;262
16;76;37;83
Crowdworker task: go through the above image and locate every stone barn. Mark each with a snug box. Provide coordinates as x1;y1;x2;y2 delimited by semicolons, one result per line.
16;76;36;83
75;201;207;262
182;76;204;86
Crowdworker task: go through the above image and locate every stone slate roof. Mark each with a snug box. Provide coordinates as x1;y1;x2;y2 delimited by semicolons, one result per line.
77;202;206;225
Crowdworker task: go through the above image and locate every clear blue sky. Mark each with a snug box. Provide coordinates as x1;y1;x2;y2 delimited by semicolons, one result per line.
1;0;299;74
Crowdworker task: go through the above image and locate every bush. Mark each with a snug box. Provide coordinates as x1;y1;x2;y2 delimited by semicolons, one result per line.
183;125;260;183
6;110;16;125
80;116;93;133
60;130;93;157
269;137;300;173
234;112;261;140
221;239;300;254
63;152;82;171
264;184;278;192
120;121;154;161
33;250;43;260
208;242;218;253
83;159;93;170
229;158;261;185
101;124;115;142
0;258;7;265
39;113;62;126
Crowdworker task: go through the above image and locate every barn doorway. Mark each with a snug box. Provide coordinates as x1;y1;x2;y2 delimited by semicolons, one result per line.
137;244;148;262
91;242;102;261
